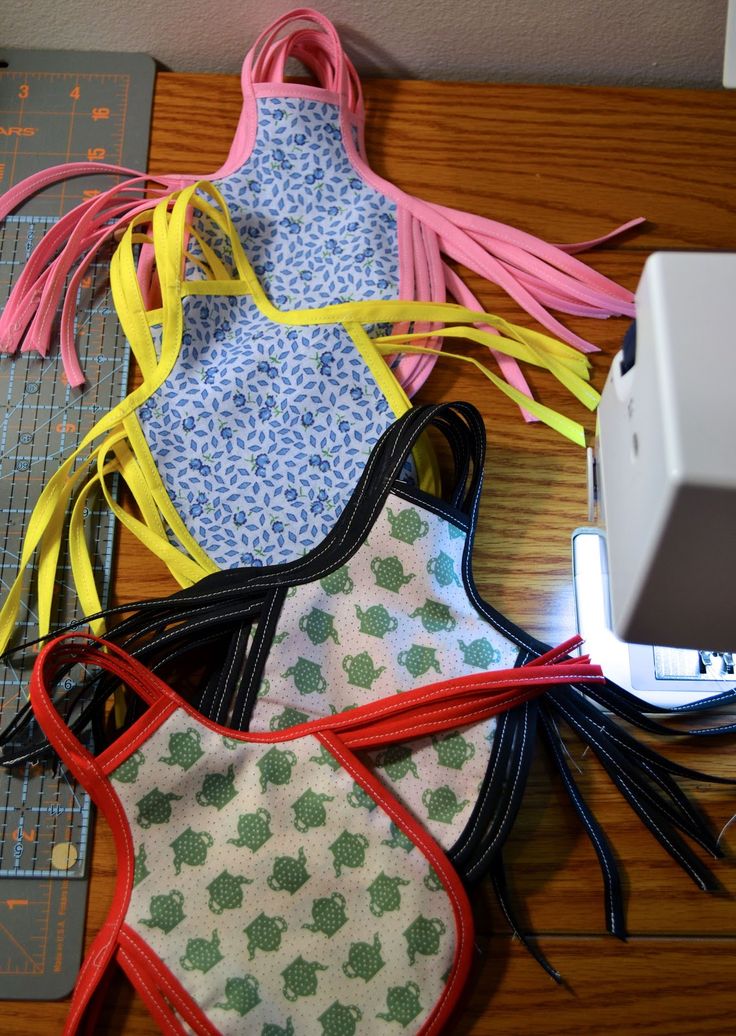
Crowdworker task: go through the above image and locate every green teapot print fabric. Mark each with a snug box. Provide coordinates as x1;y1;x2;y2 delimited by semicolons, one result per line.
252;492;518;850
111;709;463;1034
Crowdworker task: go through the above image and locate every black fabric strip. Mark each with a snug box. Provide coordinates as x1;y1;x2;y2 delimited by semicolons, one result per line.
557;699;723;858
390;482;470;534
231;587;288;731
550;687;736;788
575;677;736;738
1;402;489;759
463;701;540;883
448;707;517;869
549;693;722;889
538;704;625;938
489;854;563;984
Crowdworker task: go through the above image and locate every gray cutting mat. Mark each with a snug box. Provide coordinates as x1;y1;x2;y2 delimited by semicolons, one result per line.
0;49;154;999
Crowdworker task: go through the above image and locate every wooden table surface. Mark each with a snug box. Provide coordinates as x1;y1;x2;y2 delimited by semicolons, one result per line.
5;73;736;1034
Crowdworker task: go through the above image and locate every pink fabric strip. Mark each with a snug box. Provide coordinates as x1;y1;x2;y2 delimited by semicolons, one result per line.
0;7;640;392
0;162;171;221
461;226;636;314
429;201;639;302
396;218;442;397
442;262;539;422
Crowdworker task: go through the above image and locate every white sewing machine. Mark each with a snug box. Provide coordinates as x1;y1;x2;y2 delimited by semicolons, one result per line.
572;252;736;707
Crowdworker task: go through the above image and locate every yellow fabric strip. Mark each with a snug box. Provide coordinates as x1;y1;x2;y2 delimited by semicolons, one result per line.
0;176;599;653
375;328;600;411
123;414;220;578
372;342;587;447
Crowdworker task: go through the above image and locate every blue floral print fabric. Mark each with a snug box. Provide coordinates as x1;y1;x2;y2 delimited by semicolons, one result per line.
136;95;411;570
138;293;401;569
195;96;400;309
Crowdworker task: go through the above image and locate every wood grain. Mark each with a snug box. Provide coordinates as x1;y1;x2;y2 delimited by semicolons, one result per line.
7;72;736;1034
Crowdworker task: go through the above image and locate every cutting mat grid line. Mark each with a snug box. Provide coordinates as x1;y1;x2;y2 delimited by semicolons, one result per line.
0;70;132;216
0;53;152;996
0;215;130;883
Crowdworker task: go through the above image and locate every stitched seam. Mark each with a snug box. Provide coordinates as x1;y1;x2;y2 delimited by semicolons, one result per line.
552;699;707;887
237;590;282;728
544;720;617;930
214;624;245;724
457;715;507;850
351;688;543;745
467;707;529;872
118;948;183;1036
320;731;467;1036
119;928;218;1035
99;705;174;772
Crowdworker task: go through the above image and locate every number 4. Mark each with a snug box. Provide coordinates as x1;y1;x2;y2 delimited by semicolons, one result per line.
70;84;80;100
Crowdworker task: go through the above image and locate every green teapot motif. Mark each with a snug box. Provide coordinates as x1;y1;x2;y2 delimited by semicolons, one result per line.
133;844;149;887
171;827;215;874
244;912;288;958
282;657;327;695
139;889;185;934
281;955;328;1001
299;607;340;645
320;565;354;596
329;830;369;876
291;788;334;832
354;604;398;639
159;728;203;770
410;598;456;633
431;730;476;770
257;746;298;791
207;869;253;914
261;1017;294;1036
458;636;501;669
256;676;271;699
228;807;272;851
381;821;416;853
370;555;415;592
267;847;311;894
180;930;223;973
375;744;418;781
426;550;461;588
215;975;261;1017
318;1001;362;1036
196;764;238;810
403;914;446;964
270;706;310;731
342;933;385;981
346;781;377;812
310;743;340;770
397;644;441;678
386;506;429;544
135;788;182;829
377;982;423;1027
422;785;470;824
367;871;411;916
424;867;444;893
111;749;145;784
302;891;348;937
342;651;386;689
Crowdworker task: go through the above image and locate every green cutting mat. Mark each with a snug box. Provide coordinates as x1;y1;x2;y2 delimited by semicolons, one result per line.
0;49;154;999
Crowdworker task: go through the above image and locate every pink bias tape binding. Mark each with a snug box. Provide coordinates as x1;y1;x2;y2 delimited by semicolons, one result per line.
0;8;642;411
